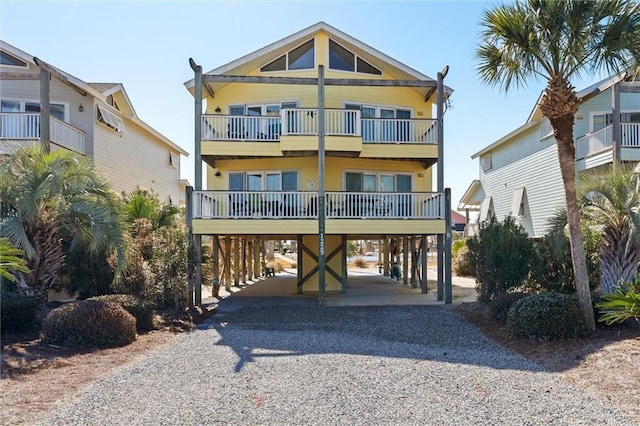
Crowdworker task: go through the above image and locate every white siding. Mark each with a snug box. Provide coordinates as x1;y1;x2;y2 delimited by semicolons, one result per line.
92;105;181;204
480;123;565;238
576;88;640;139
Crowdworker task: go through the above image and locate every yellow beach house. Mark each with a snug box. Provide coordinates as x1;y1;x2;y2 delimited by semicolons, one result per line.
184;22;453;303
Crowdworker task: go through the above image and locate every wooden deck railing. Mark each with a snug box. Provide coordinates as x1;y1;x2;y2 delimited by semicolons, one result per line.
0;113;85;154
192;190;445;220
201;109;436;144
576;123;640;159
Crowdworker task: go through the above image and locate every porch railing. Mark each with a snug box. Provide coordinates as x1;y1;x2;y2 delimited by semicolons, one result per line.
201;109;436;144
0;113;86;154
576;123;640;159
192;190;445;220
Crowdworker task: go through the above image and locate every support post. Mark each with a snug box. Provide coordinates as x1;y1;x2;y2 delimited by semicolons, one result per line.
241;238;247;284
444;188;453;303
383;237;390;276
436;67;447;301
213;236;220;295
186;186;194;307
40;69;50;153
194;235;202;306
225;236;232;291
189;58;203;191
402;237;409;285
234;237;240;286
341;235;347;293
612;81;621;168
297;235;303;294
317;65;326;304
421;235;428;294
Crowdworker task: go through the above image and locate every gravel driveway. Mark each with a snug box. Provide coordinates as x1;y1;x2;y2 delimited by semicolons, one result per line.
41;295;635;425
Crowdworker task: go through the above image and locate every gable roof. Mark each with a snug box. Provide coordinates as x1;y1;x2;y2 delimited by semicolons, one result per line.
0;39;188;156
473;72;629;159
184;21;451;101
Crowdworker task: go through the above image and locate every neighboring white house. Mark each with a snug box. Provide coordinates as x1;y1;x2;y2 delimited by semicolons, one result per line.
0;40;189;205
460;73;640;238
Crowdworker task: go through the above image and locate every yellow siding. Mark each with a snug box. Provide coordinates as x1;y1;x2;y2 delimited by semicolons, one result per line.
279;135;362;152
207;158;432;192
327;219;445;235
360;144;438;160
192;219;317;235
202;141;283;157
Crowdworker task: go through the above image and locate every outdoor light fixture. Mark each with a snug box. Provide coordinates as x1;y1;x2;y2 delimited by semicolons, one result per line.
78;104;84;112
214;106;221;113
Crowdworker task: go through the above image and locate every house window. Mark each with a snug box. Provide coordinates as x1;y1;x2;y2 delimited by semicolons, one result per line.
97;104;123;133
228;171;298;190
592;113;612;132
329;40;381;75
511;187;526;218
169;151;178;168
260;39;314;72
481;153;492;171
345;103;412;141
0;51;27;67
344;171;412;192
479;196;494;222
106;95;120;111
1;99;65;121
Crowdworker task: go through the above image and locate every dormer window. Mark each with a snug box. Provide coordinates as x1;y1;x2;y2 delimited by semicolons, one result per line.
0;51;27;68
260;39;314;72
97;104;123;134
329;40;381;75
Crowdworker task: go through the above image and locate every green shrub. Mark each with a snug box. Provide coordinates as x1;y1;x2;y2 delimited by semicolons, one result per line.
488;292;529;323
42;300;136;348
507;293;585;340
89;294;155;332
531;215;601;293
596;278;640;326
466;216;535;302
1;291;38;333
452;245;474;277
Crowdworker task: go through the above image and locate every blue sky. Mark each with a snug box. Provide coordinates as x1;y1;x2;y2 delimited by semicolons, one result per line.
0;0;606;212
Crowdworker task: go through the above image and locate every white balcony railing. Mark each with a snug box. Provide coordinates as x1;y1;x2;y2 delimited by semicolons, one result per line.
201;109;436;144
191;190;445;220
576;123;640;159
0;113;85;154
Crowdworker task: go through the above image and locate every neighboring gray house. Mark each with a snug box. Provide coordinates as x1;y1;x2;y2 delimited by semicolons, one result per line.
459;73;640;238
0;40;189;205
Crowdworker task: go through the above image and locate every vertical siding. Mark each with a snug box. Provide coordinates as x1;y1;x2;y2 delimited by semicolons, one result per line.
92;111;181;204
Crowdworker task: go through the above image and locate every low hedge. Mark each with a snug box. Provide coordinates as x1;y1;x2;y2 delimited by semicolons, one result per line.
507;293;585;340
1;291;38;334
89;294;155;332
488;292;529;323
42;300;136;348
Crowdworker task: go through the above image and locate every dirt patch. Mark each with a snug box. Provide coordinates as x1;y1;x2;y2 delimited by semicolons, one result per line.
455;302;640;423
0;306;215;426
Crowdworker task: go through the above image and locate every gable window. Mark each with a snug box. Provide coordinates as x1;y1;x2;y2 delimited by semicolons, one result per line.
97;104;123;133
0;51;27;68
260;39;314;72
329;40;381;75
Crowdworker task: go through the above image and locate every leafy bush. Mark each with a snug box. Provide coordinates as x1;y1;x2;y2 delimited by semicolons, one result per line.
507;293;585;340
488;292;529;322
1;289;38;333
531;214;601;293
42;300;136;348
89;294;155;332
466;216;535;302
452;245;473;277
596;278;640;326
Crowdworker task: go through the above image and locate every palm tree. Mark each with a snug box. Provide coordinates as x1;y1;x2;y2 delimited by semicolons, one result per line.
476;0;640;332
0;237;30;283
581;165;640;293
0;146;125;300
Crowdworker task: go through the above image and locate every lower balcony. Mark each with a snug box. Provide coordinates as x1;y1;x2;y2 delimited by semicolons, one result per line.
0;113;86;154
190;190;447;236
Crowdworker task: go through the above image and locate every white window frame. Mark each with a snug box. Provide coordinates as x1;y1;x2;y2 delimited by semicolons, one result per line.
328;39;382;76
97;104;124;134
230;170;299;191
343;169;413;192
510;187;526;218
342;101;413;118
0;98;67;121
260;39;316;73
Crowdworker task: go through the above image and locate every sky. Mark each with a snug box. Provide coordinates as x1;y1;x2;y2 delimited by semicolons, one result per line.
0;0;608;214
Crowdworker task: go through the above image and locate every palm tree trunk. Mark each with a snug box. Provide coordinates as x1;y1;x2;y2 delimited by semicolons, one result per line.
551;114;596;332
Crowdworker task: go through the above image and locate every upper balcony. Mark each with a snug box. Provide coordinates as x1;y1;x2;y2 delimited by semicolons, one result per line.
200;108;438;161
0;113;86;155
576;123;640;170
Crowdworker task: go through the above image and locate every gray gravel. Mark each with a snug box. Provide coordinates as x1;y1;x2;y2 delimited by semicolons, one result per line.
41;297;636;425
